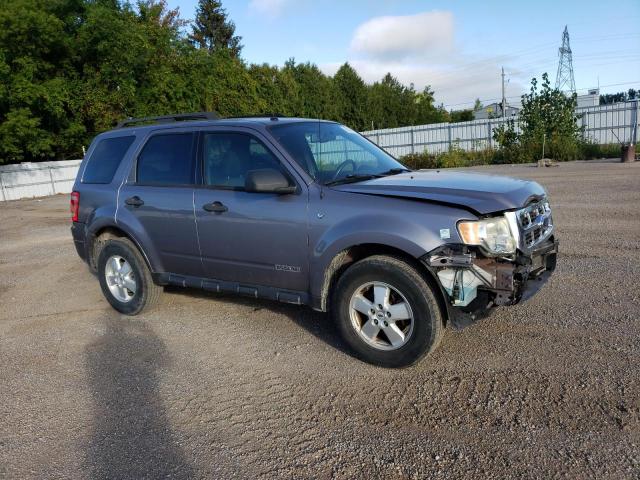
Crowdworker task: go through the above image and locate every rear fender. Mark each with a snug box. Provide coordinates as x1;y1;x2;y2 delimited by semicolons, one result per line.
88;210;162;273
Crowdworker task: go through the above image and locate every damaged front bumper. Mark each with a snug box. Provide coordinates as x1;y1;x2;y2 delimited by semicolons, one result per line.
422;237;558;327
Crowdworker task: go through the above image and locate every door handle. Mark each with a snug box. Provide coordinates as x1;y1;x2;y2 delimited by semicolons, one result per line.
203;201;228;213
125;196;144;207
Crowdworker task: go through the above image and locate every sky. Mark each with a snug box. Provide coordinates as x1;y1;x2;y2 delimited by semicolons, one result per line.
167;0;640;109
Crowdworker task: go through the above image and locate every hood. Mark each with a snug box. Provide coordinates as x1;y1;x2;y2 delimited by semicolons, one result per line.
332;170;546;215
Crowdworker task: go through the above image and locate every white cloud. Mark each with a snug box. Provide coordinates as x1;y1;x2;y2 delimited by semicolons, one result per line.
350;11;454;60
248;0;291;19
322;10;525;108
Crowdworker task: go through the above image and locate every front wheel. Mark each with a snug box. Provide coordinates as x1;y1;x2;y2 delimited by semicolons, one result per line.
332;255;444;368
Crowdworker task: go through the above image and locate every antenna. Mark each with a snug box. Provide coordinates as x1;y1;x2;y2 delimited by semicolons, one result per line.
555;25;576;94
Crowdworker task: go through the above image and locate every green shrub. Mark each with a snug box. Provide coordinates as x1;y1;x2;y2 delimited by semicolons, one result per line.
491;73;583;164
399;142;624;169
401;144;495;170
579;142;621;159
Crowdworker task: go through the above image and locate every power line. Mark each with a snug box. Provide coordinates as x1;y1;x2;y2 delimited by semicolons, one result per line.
403;31;640;90
441;80;640;109
422;32;639;81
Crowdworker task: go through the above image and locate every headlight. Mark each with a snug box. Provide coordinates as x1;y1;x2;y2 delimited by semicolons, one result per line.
457;216;516;255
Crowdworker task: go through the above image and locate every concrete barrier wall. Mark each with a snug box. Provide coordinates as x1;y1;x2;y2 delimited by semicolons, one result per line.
0;160;81;202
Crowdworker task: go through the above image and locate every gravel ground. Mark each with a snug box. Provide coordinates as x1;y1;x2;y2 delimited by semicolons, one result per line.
0;160;638;479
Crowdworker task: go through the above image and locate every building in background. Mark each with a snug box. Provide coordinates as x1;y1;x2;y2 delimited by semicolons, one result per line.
473;102;520;120
577;88;600;108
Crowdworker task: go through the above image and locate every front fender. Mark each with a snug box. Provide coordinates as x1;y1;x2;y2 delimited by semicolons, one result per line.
309;213;461;306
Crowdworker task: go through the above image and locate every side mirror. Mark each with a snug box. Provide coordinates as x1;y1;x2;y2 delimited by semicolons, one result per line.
245;168;296;194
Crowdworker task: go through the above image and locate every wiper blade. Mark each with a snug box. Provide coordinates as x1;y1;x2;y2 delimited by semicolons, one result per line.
324;174;381;186
378;167;411;176
324;168;410;186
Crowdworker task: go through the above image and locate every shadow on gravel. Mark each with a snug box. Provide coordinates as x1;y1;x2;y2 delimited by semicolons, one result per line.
165;286;356;359
84;315;193;479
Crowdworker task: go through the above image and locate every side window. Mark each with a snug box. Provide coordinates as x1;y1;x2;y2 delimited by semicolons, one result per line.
137;133;195;185
203;133;283;189
82;136;135;184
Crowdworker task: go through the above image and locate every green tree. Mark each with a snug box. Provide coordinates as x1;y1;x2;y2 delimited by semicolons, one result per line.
0;0;82;162
450;109;474;122
493;73;581;162
248;62;298;115
332;63;368;131
189;0;242;57
599;88;639;105
183;48;263;116
414;87;449;125
283;59;338;119
367;73;418;129
0;0;460;164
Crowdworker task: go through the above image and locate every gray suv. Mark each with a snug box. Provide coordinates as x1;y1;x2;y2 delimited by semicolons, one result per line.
70;113;558;367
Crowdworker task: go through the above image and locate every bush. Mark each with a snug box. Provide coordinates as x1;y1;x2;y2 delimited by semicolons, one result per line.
398;142;621;169
492;73;583;163
579;142;621;159
401;143;495;170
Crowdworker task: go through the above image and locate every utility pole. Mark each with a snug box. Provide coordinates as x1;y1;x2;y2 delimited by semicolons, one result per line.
501;67;506;118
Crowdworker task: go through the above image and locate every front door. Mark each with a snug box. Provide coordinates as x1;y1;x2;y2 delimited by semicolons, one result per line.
119;131;202;277
194;130;308;292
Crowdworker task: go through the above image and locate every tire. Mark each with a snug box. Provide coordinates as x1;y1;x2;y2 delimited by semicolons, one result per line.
97;237;162;315
332;255;444;368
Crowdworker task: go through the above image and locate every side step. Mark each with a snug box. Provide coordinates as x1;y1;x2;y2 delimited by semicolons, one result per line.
154;273;308;306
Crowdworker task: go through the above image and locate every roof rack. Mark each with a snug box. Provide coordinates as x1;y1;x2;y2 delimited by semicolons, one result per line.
224;113;287;120
115;112;219;128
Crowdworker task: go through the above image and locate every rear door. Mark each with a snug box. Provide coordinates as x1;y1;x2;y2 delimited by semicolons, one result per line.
193;128;308;292
118;131;203;277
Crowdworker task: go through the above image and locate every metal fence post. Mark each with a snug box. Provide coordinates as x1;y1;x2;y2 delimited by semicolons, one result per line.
633;100;640;145
410;128;415;154
0;173;6;201
447;124;452;152
48;167;56;194
487;121;492;149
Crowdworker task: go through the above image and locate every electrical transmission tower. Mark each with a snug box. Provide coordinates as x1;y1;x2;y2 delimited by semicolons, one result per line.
555;25;576;94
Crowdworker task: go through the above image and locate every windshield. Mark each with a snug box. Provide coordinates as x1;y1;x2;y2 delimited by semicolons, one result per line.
269;122;408;185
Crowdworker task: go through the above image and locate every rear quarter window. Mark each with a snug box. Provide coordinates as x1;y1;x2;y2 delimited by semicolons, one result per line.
82;136;135;184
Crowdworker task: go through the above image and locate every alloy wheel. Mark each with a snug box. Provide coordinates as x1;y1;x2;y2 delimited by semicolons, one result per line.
349;281;414;351
104;255;137;303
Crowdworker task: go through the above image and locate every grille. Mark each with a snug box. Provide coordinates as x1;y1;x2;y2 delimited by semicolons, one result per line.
516;199;553;250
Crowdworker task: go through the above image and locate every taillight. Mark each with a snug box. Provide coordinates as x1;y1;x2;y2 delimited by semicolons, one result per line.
70;191;80;222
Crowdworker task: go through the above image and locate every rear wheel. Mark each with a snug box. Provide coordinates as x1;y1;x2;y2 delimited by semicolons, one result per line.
332;255;444;368
97;238;162;315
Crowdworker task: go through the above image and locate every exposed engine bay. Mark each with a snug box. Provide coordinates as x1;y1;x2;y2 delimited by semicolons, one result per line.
423;238;558;326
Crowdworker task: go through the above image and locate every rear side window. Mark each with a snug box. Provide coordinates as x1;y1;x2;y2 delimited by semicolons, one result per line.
83;136;135;184
137;133;195;185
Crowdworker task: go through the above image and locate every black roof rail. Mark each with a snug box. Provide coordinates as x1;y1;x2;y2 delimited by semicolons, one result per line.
115;112;219;128
224;113;287;120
